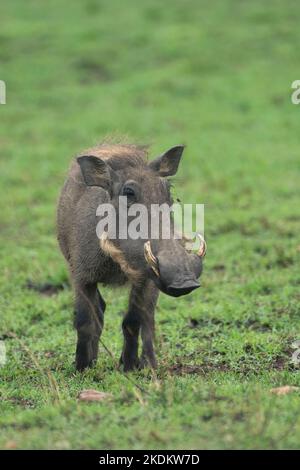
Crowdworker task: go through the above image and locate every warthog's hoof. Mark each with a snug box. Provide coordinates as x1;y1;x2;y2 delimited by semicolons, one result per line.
75;339;98;371
138;353;157;371
119;352;140;372
119;353;157;372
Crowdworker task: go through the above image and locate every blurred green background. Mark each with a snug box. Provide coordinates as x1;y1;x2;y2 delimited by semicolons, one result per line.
0;0;300;449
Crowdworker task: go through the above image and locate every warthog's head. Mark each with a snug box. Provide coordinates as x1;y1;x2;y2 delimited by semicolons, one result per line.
77;145;206;297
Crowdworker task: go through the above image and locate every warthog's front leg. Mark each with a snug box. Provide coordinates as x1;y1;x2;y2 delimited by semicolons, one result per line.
121;280;159;371
74;283;105;371
140;282;159;370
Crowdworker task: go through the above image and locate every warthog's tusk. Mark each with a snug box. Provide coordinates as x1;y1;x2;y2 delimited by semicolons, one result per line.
196;233;207;258
144;241;159;277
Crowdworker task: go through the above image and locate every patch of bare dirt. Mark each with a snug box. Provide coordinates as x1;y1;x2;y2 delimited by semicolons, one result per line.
26;280;68;296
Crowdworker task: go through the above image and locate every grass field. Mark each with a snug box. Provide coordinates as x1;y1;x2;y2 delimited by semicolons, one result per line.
1;0;300;450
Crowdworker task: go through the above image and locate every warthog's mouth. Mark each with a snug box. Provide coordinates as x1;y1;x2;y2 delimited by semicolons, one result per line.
144;234;206;297
143;234;206;278
99;231;206;297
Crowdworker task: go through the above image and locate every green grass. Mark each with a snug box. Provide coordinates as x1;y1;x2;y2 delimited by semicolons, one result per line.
1;0;300;449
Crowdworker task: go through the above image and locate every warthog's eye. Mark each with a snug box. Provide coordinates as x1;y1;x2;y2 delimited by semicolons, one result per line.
122;186;136;198
121;180;140;205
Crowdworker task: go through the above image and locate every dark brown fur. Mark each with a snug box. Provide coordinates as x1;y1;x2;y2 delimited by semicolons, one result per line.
57;142;202;371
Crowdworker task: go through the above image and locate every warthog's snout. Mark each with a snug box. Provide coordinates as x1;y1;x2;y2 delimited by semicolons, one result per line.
165;279;200;297
144;235;206;298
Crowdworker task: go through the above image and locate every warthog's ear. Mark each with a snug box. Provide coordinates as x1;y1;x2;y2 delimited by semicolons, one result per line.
77;156;112;190
149;145;185;177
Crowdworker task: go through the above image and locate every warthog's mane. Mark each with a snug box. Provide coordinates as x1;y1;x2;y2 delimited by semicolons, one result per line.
79;143;149;171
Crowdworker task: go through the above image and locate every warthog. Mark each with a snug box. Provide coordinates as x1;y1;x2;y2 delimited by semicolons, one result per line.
57;143;206;371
